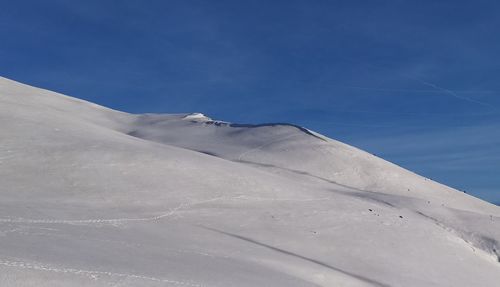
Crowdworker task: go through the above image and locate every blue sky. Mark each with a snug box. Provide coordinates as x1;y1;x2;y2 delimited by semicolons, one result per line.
1;0;499;203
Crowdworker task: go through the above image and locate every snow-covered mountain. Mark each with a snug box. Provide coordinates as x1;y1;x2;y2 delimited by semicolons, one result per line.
0;76;499;287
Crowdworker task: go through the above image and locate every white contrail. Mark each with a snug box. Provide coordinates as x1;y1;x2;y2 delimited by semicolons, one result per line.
343;85;496;94
407;76;498;111
338;58;498;111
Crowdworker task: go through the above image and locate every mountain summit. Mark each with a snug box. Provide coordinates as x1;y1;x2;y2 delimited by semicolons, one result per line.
0;76;499;287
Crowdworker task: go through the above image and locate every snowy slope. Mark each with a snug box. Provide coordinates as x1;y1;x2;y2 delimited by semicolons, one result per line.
0;76;499;287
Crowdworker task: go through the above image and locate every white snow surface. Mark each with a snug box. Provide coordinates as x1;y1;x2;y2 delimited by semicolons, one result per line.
0;76;499;287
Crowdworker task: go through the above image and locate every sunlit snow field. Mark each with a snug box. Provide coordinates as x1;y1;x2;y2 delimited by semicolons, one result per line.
0;77;499;286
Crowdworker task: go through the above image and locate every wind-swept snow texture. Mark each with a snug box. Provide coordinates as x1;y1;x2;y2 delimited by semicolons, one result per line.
0;76;499;287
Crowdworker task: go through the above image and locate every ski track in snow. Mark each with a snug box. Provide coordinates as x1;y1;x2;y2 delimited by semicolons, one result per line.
0;258;205;287
0;195;331;226
0;197;227;226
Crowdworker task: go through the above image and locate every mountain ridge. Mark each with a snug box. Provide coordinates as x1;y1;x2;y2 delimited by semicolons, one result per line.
1;76;499;287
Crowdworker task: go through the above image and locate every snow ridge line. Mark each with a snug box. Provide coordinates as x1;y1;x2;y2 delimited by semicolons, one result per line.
0;258;204;286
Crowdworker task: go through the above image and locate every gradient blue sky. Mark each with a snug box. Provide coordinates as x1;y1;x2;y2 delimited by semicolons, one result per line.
1;0;499;203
